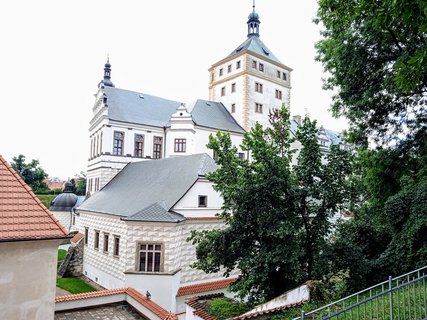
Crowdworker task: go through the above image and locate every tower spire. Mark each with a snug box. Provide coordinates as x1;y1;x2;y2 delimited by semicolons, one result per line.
247;1;260;37
98;56;115;88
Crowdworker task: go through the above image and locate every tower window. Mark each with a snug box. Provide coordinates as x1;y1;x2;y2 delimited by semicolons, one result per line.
255;82;263;93
231;104;236;113
153;136;163;159
134;134;144;158
236;61;241;69
174;138;186;153
210;72;214;83
231;83;236;93
252;60;257;69
275;89;282;100
277;70;281;78
228;65;232;73
113;131;124;156
219;68;223;76
221;87;226;96
198;195;208;207
255;103;263;113
282;72;287;81
259;63;264;72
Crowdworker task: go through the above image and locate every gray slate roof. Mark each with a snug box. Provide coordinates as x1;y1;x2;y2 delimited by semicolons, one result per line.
227;35;283;65
189;100;245;133
77;154;218;222
103;87;244;133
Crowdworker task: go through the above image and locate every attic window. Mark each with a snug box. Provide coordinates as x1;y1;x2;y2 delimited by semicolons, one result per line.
206;102;211;106
139;94;144;99
198;195;207;207
236;47;244;53
262;48;270;56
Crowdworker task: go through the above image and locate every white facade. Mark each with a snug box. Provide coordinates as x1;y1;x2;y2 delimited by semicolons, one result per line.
0;239;63;320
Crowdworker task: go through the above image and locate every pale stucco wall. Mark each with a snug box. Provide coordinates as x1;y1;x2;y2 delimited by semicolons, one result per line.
0;239;63;320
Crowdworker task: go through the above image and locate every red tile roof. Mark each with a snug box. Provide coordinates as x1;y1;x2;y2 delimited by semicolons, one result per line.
0;155;69;241
185;293;224;320
176;278;237;297
55;287;178;320
70;232;84;244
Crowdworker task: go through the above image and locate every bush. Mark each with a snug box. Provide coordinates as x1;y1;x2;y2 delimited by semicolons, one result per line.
206;298;251;320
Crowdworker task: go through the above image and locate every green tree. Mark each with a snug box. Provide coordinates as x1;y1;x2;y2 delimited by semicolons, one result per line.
11;154;49;193
190;108;352;302
75;172;87;196
315;0;427;144
315;0;427;291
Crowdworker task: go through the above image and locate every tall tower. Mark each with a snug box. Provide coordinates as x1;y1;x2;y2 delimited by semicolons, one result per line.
209;4;292;131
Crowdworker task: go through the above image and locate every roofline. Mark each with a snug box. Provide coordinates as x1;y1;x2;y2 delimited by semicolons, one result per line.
0;234;72;243
210;49;293;71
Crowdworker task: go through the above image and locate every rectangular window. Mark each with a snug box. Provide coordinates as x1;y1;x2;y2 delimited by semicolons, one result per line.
134;134;144;158
138;243;163;272
255;82;263;93
282;72;287;81
219;68;223;76
231;83;236;93
103;233;109;253
174;138;186;152
153;136;163;159
113;131;124;156
275;89;282;100
277;70;281;78
94;230;100;250
210;72;214;83
221;87;226;96
259;63;264;72
236;60;241;69
113;236;120;256
84;227;89;245
231;103;236;113
227;65;232;73
238;152;245;160
252;60;257;68
198;195;207;207
255;103;263;113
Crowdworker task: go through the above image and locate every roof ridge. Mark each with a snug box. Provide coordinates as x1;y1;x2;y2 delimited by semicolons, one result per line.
0;154;69;238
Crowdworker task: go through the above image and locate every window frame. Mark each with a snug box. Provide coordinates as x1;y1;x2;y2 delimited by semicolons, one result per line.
103;233;109;253
275;89;282;100
94;230;100;250
113;235;120;257
255;103;263;113
227;64;232;73
231;103;236;113
252;60;257;69
84;227;89;245
134;134;144;158
236;60;241;69
219;68;223;76
198;195;208;207
282;72;287;81
221;87;226;96
259;63;264;72
174;138;187;153
153;136;163;159
255;82;263;93
137;242;164;273
231;83;236;93
113;131;124;156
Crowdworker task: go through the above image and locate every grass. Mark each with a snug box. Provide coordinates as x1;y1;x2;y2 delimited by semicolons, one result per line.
58;249;67;261
36;194;56;208
56;277;97;294
275;280;427;320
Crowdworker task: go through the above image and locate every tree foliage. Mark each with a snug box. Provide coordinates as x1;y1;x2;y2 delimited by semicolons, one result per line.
190;108;352;302
11;154;48;193
315;0;427;144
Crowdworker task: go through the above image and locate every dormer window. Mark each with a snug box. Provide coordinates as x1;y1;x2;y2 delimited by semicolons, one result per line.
198;195;207;207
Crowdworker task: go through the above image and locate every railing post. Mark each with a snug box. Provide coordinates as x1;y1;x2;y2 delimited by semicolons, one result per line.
301;310;305;320
389;276;394;320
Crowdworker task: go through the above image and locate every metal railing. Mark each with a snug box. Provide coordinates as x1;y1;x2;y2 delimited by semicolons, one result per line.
293;265;427;320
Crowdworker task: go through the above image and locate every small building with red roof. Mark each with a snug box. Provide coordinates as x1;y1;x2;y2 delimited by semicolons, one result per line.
0;154;70;320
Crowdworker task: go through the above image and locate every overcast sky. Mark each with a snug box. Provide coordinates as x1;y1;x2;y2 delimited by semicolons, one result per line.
0;0;347;180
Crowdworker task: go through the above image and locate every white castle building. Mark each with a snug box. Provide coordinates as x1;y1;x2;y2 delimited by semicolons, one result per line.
77;5;348;316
